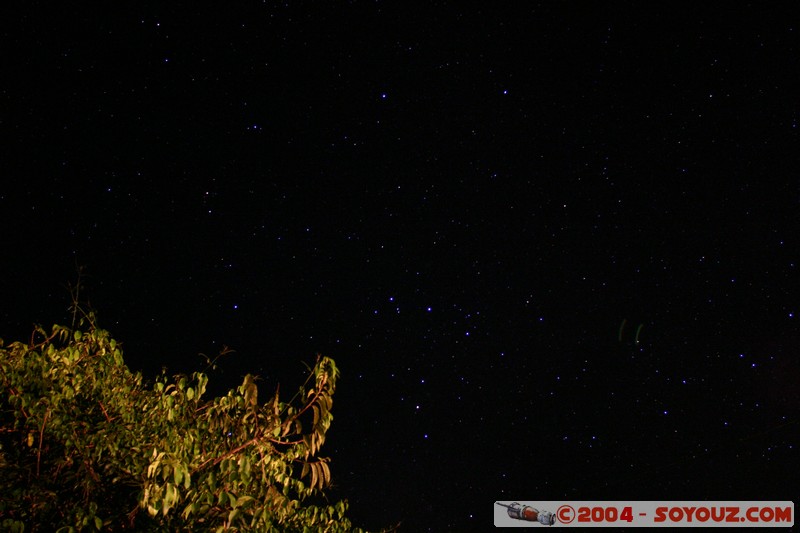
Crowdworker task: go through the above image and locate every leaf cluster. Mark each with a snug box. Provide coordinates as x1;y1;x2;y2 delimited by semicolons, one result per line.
0;321;367;532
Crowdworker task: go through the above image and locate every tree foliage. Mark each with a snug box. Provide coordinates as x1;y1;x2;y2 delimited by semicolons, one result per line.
0;314;366;532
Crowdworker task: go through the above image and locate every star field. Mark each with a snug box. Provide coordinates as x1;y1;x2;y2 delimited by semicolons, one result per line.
2;3;799;531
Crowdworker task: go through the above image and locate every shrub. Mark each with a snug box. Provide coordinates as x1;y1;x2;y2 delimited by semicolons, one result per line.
0;315;362;532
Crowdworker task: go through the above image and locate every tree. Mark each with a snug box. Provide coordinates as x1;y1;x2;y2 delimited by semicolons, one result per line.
0;313;368;532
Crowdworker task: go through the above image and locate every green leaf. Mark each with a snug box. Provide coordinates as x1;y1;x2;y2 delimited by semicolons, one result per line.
236;495;254;509
182;502;196;520
239;456;251;480
163;483;179;515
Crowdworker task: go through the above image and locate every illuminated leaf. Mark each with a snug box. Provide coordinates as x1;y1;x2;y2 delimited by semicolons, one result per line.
310;462;318;490
321;461;331;488
182;502;196;520
235;495;254;508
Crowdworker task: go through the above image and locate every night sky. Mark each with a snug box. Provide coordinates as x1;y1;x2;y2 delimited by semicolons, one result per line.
2;3;799;531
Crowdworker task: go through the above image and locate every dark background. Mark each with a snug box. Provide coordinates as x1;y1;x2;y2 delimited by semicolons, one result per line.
2;2;798;530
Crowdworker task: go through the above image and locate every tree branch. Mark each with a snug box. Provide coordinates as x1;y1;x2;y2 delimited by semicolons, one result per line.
36;409;50;478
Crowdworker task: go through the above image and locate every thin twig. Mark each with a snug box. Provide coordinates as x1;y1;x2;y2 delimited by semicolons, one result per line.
98;401;116;423
36;409;50;478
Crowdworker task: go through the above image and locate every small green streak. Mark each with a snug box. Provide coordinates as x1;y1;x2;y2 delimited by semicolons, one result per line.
634;323;644;344
618;319;627;342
